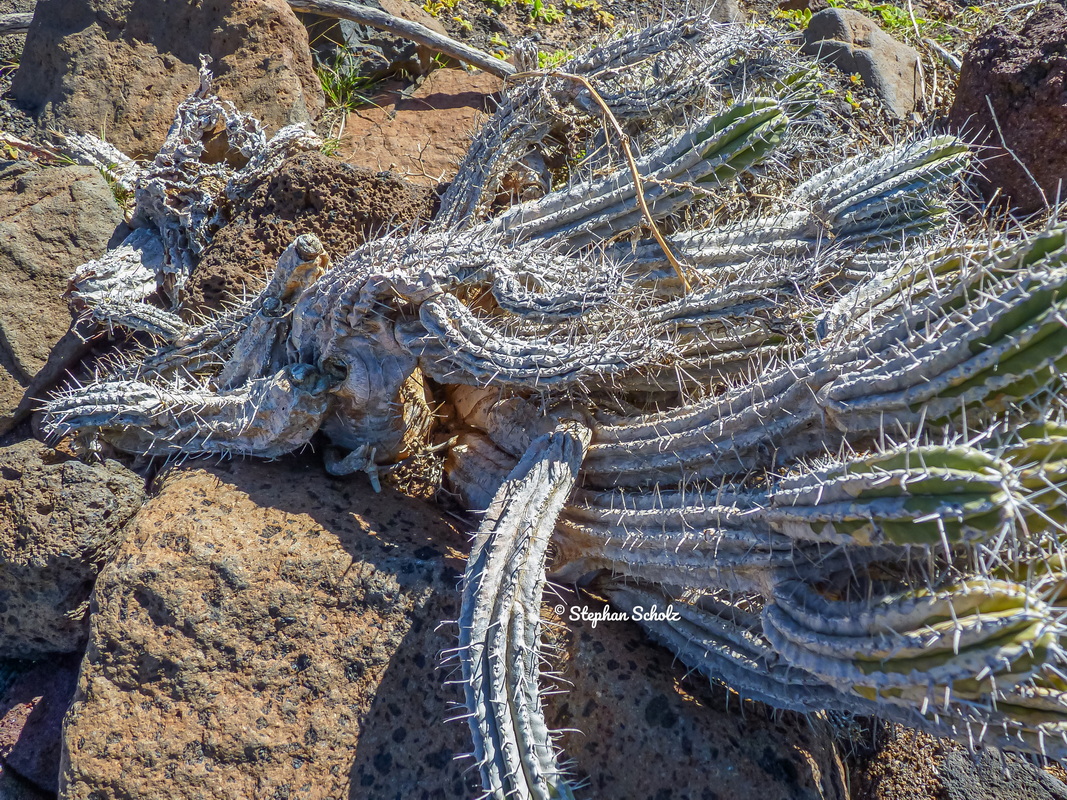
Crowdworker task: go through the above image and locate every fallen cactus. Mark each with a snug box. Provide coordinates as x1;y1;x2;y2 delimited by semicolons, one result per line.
39;13;1067;799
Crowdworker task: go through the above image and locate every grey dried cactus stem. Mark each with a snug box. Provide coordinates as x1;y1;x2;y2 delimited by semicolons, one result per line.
458;420;589;800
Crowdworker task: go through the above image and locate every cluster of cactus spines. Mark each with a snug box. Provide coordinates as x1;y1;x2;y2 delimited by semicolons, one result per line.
435;15;763;229
37;12;1067;799
456;421;588;800
68;57;321;307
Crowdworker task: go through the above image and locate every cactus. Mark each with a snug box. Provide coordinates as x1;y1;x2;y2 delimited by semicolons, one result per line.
456;420;589;800
37;12;1067;799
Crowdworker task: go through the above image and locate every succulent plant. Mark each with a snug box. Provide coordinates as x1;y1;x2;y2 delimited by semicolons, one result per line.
42;14;1067;799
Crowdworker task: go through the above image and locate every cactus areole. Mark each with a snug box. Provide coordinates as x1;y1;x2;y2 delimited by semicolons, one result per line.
43;18;1067;800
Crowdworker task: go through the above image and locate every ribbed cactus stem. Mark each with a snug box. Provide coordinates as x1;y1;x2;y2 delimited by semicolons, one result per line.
600;579;872;714
458;421;589;800
488;99;787;247
44;364;336;458
617;135;969;281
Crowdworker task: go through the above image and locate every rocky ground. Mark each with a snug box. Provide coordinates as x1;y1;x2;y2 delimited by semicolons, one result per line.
0;0;1066;798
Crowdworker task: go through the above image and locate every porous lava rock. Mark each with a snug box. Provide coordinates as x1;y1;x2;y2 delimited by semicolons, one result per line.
0;439;144;659
850;723;1067;800
0;160;123;435
949;3;1067;214
59;456;480;800
11;0;324;158
183;151;435;314
802;8;921;118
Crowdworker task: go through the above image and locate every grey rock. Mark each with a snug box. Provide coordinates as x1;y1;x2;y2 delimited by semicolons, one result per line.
942;749;1067;800
0;439;144;659
802;8;920;119
0;161;123;435
706;0;744;23
10;0;324;158
0;0;35;65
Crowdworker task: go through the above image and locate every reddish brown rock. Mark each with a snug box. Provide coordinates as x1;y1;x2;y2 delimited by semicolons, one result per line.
0;656;80;792
59;456;481;800
11;0;324;158
337;68;502;186
0;161;124;435
949;4;1067;214
184;151;434;313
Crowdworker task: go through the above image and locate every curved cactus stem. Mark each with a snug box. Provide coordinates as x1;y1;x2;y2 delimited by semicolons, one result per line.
435;15;753;229
488;98;788;248
458;420;590;800
81;298;190;343
617;135;970;283
70;227;167;306
402;293;662;389
216;234;332;390
43;363;337;458
600;579;873;714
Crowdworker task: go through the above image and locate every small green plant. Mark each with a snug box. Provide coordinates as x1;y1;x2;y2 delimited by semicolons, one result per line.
775;7;812;29
316;54;380;112
488;32;509;49
452;14;474;33
319;137;342;158
100;163;134;209
422;0;460;17
536;48;571;69
831;0;925;31
517;0;565;24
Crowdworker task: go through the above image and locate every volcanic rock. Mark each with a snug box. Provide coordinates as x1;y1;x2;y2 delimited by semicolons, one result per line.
337;67;502;186
11;0;324;158
803;8;921;118
0;656;80;792
0;439;144;659
184;151;434;314
949;3;1067;214
0;160;123;435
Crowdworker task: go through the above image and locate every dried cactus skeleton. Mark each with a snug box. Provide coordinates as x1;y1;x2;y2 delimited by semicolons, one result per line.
41;15;1067;799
